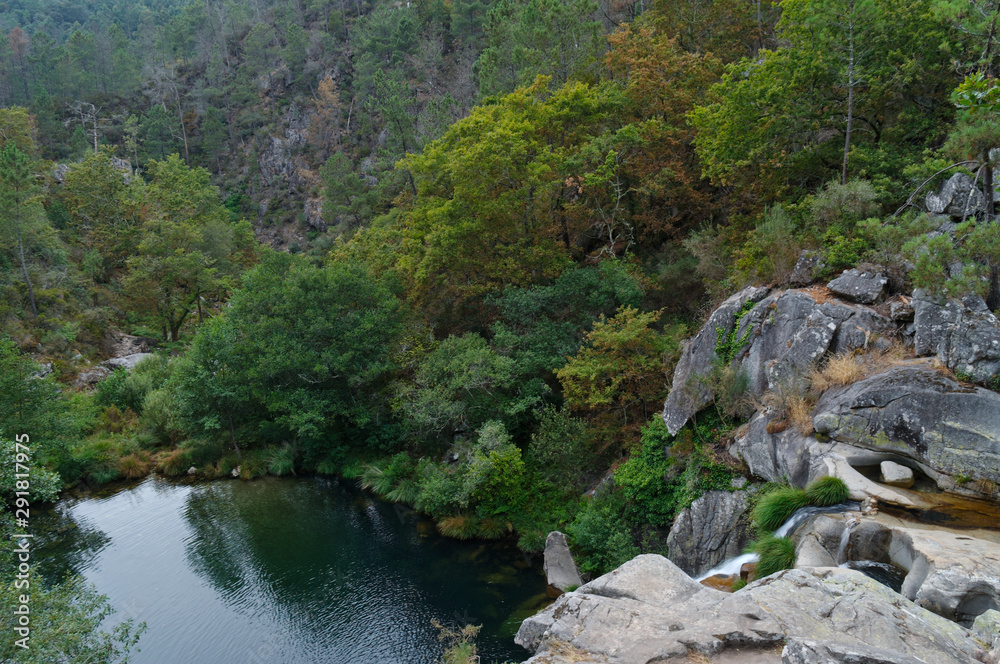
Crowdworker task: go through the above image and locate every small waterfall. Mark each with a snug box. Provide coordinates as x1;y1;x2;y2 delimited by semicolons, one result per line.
836;516;860;564
695;501;860;582
697;553;758;581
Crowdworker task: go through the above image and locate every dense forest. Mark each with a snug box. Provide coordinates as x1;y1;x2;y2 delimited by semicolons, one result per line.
4;0;1000;659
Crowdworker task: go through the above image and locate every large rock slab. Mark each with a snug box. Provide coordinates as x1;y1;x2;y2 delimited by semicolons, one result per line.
828;268;889;304
517;555;984;664
812;365;1000;496
913;290;1000;382
544;531;583;592
667;490;752;577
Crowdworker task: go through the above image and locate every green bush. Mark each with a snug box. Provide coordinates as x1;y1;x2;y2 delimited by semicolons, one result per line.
805;476;849;506
752;486;810;532
268;445;296;476
750;535;797;578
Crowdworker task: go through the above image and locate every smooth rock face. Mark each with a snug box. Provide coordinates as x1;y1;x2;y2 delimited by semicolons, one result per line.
926;172;986;219
667;490;752;577
880;460;915;488
516;555;984;664
543;531;583;592
913;290;1000;382
827;268;889;304
812;365;1000;493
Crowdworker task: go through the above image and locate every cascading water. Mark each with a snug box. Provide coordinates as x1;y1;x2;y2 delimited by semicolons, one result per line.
696;502;860;582
836;516;860;564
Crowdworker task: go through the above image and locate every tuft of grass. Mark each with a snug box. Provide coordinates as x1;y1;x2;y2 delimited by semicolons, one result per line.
787;393;815;435
117;452;152;479
268;446;296;476
359;463;393;496
731;578;747;591
386;477;420;504
813;353;866;391
476;517;509;540
752;486;810;532
750;535;797;578
214;454;239;478
158;448;191;477
805;475;849;506
437;515;479;540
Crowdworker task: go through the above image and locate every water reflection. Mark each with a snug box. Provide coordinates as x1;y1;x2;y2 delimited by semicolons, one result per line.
38;475;545;664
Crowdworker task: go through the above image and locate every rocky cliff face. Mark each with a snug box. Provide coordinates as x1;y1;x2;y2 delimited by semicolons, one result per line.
664;269;1000;502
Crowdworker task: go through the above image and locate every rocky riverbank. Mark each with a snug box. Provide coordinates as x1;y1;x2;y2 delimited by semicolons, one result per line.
517;257;1000;663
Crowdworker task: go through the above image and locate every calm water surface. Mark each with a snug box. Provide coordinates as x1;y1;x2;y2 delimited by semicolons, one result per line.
34;476;548;664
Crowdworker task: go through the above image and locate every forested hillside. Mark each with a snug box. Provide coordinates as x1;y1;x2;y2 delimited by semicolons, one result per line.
4;0;1000;658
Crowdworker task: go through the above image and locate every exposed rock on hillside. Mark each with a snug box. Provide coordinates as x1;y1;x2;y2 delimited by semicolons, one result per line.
663;285;893;436
913;290;1000;382
516;555;985;663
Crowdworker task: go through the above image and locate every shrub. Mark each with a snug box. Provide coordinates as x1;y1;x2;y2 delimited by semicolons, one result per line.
752;487;810;532
805;476;849;506
750;535;797;578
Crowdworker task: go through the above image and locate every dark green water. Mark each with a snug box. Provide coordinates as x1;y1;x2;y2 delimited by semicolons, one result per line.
33;476;548;664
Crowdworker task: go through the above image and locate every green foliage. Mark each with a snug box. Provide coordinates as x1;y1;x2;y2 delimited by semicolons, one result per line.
752;486;810;532
170;250;403;456
613;417;677;527
715;299;757;364
805;476;849;506
558;306;680;446
394;334;523;440
96;355;172;415
749;534;797;578
0;575;144;664
528;406;592;491
566;486;639;576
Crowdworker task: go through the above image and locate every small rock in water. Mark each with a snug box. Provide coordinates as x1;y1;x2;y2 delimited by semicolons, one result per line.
187;466;197;476
231;466;241;478
880;460;914;488
740;562;756;582
861;496;879;515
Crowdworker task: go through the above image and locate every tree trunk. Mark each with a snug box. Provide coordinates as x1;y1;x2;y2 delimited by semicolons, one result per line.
14;199;37;320
227;409;242;461
842;0;856;185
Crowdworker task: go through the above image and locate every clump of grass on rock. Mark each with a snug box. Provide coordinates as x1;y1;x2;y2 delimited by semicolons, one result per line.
750;535;797;578
752;487;810;531
806;475;849;506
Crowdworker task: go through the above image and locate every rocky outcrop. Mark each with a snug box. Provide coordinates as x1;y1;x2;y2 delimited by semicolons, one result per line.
664;286;893;436
516;555;985;664
544;531;583;592
913;290;1000;382
926;172;986;219
666;490;752;577
827;268;889;304
102;353;155;371
790;250;825;286
813;365;1000;494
